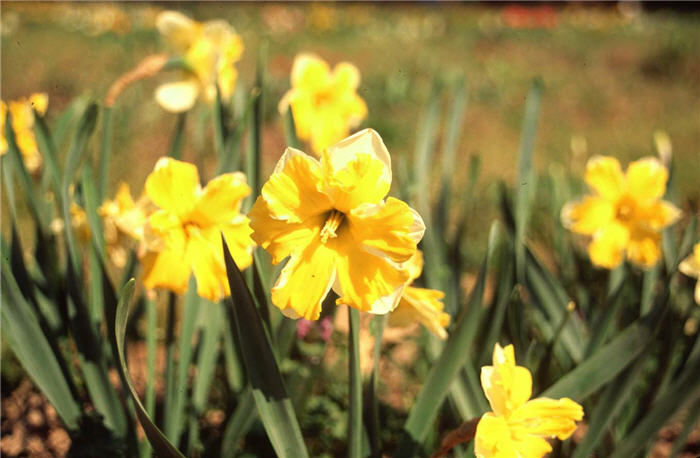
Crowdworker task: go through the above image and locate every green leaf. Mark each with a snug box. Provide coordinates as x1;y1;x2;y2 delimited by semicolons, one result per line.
348;307;363;458
284;108;302;150
98;106;113;201
366;315;386;456
222;237;309;458
1;260;81;430
114;279;185;458
168;113;187;160
221;389;258;456
245;43;266;208
514;78;543;283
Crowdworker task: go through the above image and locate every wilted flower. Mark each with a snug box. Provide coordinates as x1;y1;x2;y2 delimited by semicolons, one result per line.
1;93;48;173
155;10;243;112
279;53;367;155
249;128;424;320
679;242;700;305
141;158;254;301
387;251;450;339
561;156;680;269
99;182;150;268
475;343;584;458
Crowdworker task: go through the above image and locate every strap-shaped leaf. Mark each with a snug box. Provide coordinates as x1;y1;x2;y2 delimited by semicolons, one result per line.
114;279;185;458
222;237;309;458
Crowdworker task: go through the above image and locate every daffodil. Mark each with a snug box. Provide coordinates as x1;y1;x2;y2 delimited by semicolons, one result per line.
141;158;254;301
475;344;584;458
387;251;450;339
249;128;424;320
155;10;244;112
1;93;48;173
561;155;681;269
279;53;367;155
679;242;700;305
99;182;150;268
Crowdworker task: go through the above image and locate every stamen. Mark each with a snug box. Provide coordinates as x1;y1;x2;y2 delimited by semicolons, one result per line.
320;210;344;243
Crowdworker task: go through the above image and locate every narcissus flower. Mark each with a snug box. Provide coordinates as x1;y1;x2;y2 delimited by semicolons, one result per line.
475;344;584;458
141;158;254;301
1;93;49;173
279;53;367;155
155;10;243;112
99;182;150;268
562;156;680;269
680;243;700;305
387;251;450;339
249;128;424;320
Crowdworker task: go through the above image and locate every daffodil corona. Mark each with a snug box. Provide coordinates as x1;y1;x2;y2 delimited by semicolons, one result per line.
249;129;424;320
141;158;254;301
562;155;680;269
475;344;584;458
679;242;700;305
279;53;368;155
155;11;244;112
387;251;450;339
1;93;48;173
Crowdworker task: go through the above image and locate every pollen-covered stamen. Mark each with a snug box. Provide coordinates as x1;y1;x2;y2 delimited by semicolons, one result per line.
320;210;345;243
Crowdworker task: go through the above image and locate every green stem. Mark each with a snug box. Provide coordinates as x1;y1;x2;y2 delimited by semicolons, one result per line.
348;307;362;458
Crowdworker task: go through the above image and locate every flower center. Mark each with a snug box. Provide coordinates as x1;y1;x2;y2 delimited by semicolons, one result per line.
183;220;203;237
615;196;636;223
320;210;345;244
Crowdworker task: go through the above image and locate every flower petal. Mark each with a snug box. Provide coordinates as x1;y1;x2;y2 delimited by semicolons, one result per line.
561;196;615;235
270;233;336;320
332;62;361;92
145;158;200;219
626;227;662;269
322;129;392;210
141;227;190;295
291;53;331;92
155;79;200;113
474;413;518;458
638;200;681;231
587;222;630;269
348;197;424;263
389;285;449;339
626;157;668;201
481;344;533;416
190;172;250;226
261;148;333;223
511;397;584;440
156;10;199;53
186;232;229;301
585;155;625;201
679;244;700;279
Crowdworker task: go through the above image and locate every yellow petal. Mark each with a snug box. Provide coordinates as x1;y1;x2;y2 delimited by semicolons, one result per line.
474;413;519;458
348;197;424;264
186;232;229;301
261;148;332;223
249;196;325;264
270;233;336;320
482;344;533;416
389;285;449;339
403;250;425;283
218;218;254;272
561;196;615;236
155;79;200;113
190;172;250;226
626;228;661;269
626;157;668;201
638;200;681;231
145;158;200;219
588;222;630;269
585;155;625;201
141;227;190;295
511;435;552;458
679;243;700;280
156;10;200;53
29;93;48;116
332;62;361;92
291;53;331;92
511;397;584;440
322;129;392;211
310;112;352;156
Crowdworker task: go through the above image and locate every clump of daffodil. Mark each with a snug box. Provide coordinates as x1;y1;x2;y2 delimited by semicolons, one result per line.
561;155;681;269
680;242;700;305
99;182;150;268
387;250;450;339
155;10;243;112
1;93;48;173
141;158;254;301
279;53;368;155
249;128;424;320
475;343;584;458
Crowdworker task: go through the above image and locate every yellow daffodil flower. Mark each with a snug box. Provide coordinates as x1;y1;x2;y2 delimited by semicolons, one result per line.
141;158;254;301
249;128;424;320
99;182;150;268
679;242;700;305
475;344;584;458
561;155;681;269
279;53;368;155
155;10;244;112
387;251;450;339
1;93;48;173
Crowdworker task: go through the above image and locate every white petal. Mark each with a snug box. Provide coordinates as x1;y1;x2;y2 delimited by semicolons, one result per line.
155;79;200;113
